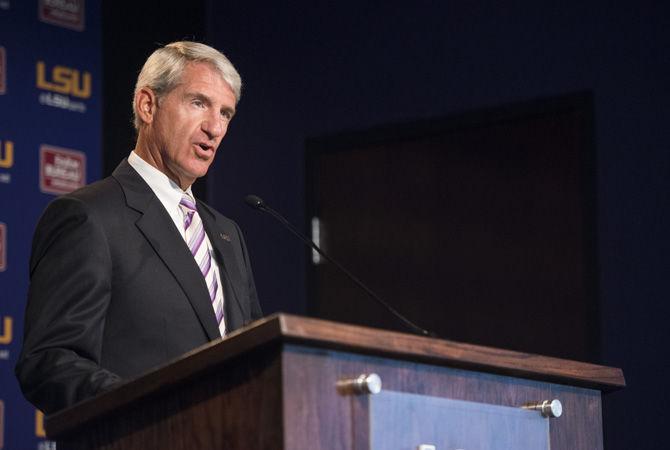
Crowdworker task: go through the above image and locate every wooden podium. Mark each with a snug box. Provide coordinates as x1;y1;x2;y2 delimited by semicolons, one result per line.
45;314;625;449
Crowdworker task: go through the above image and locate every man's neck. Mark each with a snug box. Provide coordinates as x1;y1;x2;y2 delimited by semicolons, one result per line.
134;131;191;190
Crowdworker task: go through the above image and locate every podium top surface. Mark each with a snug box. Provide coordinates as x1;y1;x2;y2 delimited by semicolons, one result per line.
261;314;624;388
46;313;625;436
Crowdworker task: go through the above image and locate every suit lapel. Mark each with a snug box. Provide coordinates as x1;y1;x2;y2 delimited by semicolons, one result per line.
112;160;221;341
197;202;248;331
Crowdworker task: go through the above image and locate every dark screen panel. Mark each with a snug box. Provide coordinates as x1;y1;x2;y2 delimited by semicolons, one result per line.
306;93;598;362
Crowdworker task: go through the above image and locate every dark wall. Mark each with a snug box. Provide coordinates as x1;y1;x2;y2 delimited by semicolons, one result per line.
203;2;669;448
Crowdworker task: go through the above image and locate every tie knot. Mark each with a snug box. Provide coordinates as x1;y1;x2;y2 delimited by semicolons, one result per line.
179;194;197;213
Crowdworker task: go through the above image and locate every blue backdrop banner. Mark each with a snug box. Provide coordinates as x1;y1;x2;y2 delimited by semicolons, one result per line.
0;1;101;448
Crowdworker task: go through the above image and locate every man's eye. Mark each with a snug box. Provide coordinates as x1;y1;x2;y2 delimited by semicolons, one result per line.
193;100;205;108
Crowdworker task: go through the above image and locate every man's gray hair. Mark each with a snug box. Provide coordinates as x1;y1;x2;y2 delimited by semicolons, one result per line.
132;41;242;130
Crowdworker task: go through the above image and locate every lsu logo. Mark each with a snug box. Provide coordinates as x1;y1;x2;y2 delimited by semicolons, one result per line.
0;316;10;344
0;222;5;272
0;46;5;95
38;0;85;31
37;61;91;99
40;145;86;194
0;141;13;169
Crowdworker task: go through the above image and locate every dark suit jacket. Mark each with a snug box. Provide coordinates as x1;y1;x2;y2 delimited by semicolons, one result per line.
15;159;262;414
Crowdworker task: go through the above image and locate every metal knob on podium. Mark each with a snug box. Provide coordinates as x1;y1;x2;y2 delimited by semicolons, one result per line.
336;373;382;395
522;399;563;418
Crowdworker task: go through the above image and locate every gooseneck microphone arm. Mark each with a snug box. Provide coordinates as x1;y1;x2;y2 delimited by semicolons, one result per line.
244;194;437;338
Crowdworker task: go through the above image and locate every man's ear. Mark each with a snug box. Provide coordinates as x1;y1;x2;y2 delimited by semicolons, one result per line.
135;87;158;126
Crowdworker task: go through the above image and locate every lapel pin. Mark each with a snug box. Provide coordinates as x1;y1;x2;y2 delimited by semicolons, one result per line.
220;233;231;242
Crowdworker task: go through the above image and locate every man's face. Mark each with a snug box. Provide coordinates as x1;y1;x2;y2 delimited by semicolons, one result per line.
150;62;236;189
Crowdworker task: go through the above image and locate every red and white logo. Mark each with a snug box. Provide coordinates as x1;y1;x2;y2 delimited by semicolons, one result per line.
0;46;6;95
0;223;6;272
38;0;85;31
39;145;86;194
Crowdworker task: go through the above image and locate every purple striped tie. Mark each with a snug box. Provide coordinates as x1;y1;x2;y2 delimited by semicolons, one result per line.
179;194;226;336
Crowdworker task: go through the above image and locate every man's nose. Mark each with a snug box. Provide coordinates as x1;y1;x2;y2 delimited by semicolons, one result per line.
202;114;225;139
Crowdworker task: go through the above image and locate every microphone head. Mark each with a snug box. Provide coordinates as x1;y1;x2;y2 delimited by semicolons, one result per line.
244;194;265;210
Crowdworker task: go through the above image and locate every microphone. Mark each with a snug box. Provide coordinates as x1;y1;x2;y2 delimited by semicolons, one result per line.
244;194;437;338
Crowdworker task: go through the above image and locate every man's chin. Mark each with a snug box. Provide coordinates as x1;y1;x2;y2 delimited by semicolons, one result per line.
186;164;212;182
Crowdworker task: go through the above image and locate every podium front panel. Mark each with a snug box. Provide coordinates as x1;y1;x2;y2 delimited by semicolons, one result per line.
281;344;603;450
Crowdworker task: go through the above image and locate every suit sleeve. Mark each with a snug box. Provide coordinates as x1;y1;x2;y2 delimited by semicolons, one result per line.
15;196;122;414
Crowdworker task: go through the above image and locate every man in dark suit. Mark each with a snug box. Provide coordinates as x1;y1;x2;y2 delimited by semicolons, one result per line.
16;42;262;414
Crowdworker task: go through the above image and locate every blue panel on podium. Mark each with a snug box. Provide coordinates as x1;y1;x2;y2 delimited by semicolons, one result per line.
367;391;549;450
